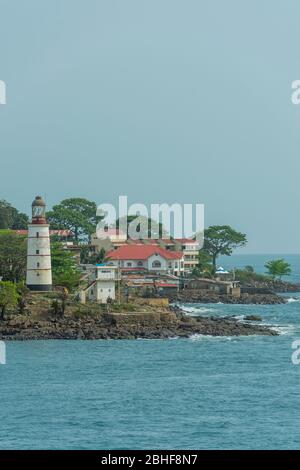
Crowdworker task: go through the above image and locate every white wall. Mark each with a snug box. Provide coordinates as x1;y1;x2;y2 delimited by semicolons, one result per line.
109;255;184;274
147;254;168;271
96;280;115;303
26;224;52;287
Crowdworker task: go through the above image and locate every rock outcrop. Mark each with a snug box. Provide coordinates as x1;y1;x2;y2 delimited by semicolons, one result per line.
166;289;285;305
0;310;278;340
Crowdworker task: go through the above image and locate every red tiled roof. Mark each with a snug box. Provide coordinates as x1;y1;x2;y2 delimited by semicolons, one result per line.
106;244;183;261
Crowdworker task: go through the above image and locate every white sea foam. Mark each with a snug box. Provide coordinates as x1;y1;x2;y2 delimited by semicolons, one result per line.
181;306;216;315
233;315;245;321
189;334;233;341
270;324;299;335
286;297;300;303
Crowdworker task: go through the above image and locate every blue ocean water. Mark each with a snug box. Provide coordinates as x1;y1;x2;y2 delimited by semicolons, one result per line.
1;255;300;450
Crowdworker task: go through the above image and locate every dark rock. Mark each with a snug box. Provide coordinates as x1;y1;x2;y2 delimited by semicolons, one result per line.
244;315;262;321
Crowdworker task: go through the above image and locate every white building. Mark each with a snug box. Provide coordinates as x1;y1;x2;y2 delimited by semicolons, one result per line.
26;196;52;292
80;264;119;304
178;239;200;273
106;244;184;276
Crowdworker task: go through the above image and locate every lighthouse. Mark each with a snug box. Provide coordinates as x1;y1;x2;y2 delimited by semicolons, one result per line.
26;196;52;291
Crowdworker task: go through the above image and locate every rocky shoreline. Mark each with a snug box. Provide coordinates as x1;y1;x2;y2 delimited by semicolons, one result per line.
167;289;286;305
0;310;278;340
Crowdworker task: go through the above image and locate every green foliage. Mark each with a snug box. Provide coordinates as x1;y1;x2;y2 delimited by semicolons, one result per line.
233;267;269;283
73;305;101;319
244;265;254;273
116;215;167;239
192;251;214;278
89;248;106;264
51;242;81;291
50;292;69;318
80;246;106;264
264;259;292;280
0;281;20;319
204;225;247;268
0;232;27;282
111;302;137;312
47;198;99;241
16;282;30;315
0;200;29;229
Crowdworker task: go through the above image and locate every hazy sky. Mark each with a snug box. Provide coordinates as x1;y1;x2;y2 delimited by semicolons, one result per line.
1;0;300;253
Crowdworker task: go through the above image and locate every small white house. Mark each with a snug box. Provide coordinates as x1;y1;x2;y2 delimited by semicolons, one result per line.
80;264;119;304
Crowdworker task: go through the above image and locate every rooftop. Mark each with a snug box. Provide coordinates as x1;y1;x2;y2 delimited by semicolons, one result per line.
106;244;183;261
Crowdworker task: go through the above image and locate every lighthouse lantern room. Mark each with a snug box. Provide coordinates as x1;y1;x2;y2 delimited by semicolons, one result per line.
26;196;52;291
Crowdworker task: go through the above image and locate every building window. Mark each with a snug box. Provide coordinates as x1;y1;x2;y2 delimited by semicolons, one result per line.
137;261;143;267
37;262;40;268
127;262;132;267
37;273;40;277
36;232;39;238
36;250;39;255
152;260;161;268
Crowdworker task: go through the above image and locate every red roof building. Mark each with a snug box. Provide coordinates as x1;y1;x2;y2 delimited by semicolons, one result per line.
106;244;184;276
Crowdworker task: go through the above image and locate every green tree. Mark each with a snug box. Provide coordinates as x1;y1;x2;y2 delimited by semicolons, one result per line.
204;225;247;270
265;259;292;280
0;200;29;229
0;232;27;282
80;246;106;264
89;247;106;264
0;281;19;320
47;198;98;241
244;265;254;273
16;282;30;315
116;215;167;240
51;242;81;291
192;251;214;278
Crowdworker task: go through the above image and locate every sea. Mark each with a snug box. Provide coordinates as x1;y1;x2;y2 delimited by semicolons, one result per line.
1;254;300;450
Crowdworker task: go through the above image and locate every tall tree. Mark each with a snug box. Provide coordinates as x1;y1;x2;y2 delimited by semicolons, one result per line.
116;215;167;240
47;198;98;241
0;200;29;229
51;242;81;291
204;225;247;270
191;250;214;278
0;232;27;282
265;259;292;280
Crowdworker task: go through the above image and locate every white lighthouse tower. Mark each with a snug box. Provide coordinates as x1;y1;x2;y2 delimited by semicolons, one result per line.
26;196;52;291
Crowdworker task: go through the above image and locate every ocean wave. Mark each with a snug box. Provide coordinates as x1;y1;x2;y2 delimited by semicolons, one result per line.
286;297;300;303
233;315;246;321
180;306;216;315
189;334;233;341
267;324;300;335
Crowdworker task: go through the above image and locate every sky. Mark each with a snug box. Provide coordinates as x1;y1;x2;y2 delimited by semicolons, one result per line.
1;0;300;253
